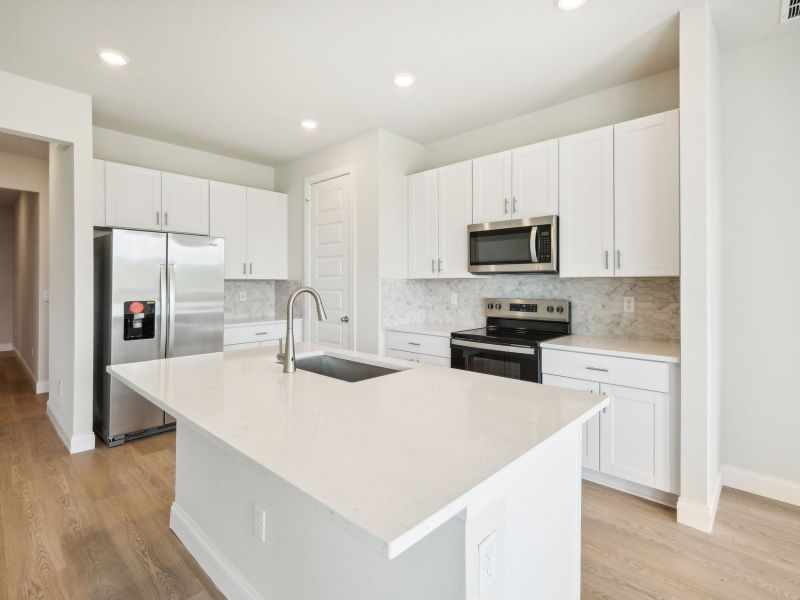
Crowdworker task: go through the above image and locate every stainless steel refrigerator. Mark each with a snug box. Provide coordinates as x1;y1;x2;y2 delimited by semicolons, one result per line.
93;228;224;446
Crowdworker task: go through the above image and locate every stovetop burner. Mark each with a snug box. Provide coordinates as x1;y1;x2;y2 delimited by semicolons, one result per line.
451;326;564;347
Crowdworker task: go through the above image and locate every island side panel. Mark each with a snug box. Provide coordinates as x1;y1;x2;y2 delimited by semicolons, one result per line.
171;422;467;600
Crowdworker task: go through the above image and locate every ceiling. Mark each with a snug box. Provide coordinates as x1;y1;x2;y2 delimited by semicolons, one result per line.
0;0;793;166
0;131;49;159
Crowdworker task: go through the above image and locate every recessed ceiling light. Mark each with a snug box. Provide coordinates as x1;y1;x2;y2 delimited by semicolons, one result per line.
556;0;587;10
300;119;318;130
393;73;416;88
98;49;129;66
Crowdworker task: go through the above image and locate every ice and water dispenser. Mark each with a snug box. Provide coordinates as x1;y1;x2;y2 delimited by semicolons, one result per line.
123;300;156;341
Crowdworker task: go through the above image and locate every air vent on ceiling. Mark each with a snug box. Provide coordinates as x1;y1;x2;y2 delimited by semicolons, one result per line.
781;0;800;22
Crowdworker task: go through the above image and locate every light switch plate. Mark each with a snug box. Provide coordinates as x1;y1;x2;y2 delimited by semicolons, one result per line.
253;503;267;543
450;293;458;306
239;291;247;302
623;296;635;313
478;530;497;593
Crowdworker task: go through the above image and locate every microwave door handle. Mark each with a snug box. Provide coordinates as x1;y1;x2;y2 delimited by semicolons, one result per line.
529;226;539;263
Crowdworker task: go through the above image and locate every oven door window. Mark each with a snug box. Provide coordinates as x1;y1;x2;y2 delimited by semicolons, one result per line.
452;344;539;382
470;227;533;266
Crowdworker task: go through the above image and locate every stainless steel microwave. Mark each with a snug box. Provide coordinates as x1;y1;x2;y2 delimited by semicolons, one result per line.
468;215;558;273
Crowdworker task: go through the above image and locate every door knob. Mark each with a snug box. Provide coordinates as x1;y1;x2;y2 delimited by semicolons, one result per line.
341;316;349;323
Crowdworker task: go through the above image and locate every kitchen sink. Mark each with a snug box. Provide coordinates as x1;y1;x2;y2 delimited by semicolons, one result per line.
294;355;401;383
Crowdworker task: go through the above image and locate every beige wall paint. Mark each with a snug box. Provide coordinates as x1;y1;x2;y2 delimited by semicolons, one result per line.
93;127;275;189
420;68;679;171
0;204;14;347
0;150;49;384
13;192;39;379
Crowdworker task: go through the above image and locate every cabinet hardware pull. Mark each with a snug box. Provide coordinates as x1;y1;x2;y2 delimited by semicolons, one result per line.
605;250;609;270
586;366;609;372
243;262;247;275
513;196;518;213
164;212;169;227
249;263;253;274
617;250;621;269
341;316;349;323
156;211;160;226
504;198;510;214
254;332;268;336
431;259;435;273
408;342;421;346
438;258;442;272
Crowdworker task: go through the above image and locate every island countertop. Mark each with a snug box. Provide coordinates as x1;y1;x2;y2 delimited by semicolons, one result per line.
108;344;607;558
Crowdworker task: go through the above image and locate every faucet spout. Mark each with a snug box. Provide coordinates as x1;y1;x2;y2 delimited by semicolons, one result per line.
282;286;328;373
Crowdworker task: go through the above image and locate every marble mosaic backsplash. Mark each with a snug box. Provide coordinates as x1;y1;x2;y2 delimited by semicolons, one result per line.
382;276;680;342
224;280;276;322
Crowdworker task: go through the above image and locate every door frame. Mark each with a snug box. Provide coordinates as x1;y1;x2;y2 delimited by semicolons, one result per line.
303;165;357;350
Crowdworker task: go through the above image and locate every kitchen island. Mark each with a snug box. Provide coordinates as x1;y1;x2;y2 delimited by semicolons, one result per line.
108;344;607;600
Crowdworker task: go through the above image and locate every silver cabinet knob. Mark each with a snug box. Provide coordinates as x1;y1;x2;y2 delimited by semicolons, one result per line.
341;316;349;323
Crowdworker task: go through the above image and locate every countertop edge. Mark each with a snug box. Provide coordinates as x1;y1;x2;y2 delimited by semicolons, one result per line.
540;339;680;364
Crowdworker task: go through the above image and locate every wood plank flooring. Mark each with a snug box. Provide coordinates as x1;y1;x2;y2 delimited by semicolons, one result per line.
1;351;798;599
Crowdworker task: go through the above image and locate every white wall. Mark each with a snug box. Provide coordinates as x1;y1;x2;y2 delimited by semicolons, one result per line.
93;127;275;189
0;150;49;385
13;192;40;383
676;2;723;532
275;131;381;352
420;69;679;170
0;204;14;348
721;31;800;501
0;69;94;453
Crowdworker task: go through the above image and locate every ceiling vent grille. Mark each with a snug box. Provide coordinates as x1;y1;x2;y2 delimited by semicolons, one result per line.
781;0;800;22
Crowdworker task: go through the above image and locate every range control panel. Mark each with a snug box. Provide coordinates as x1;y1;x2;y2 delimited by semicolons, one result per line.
484;298;570;322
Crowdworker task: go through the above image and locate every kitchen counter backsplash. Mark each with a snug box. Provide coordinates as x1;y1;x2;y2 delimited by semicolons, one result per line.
224;280;276;322
382;276;680;342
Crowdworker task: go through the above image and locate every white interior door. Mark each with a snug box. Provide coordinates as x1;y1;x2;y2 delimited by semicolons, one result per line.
307;174;352;349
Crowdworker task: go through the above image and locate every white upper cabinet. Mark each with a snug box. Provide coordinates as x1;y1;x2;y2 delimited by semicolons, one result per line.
210;181;248;279
558;126;615;278
437;161;473;278
93;159;106;227
105;162;162;231
613;110;680;277
161;172;210;235
472;151;512;224
246;188;288;280
511;139;559;218
408;169;439;279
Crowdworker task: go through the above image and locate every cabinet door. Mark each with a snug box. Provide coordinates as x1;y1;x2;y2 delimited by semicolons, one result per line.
614;110;680;277
246;188;288;279
542;374;601;471
210;181;248;279
93;159;106;226
511;139;558;218
438;161;473;278
407;169;439;279
599;383;670;491
558;127;614;277
472;151;512;224
161;172;209;234
105;162;162;231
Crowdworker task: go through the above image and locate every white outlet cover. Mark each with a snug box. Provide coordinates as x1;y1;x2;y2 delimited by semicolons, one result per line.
450;293;458;306
239;291;247;302
478;530;497;593
623;296;635;313
254;503;267;543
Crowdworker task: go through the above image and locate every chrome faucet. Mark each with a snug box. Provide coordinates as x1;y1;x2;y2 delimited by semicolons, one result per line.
278;286;328;373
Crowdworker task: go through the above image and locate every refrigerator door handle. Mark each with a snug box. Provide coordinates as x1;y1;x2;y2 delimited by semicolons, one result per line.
167;264;176;357
159;264;168;358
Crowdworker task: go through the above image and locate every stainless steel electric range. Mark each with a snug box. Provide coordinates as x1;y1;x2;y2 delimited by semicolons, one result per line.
450;298;571;383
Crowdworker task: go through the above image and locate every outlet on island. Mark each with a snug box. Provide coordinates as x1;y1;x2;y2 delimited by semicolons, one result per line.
623;296;635;313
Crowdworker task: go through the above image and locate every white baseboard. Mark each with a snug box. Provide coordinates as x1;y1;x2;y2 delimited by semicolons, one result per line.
46;403;96;454
36;380;49;394
170;503;264;600
677;472;722;533
0;342;12;351
582;468;678;508
12;345;38;394
723;465;800;507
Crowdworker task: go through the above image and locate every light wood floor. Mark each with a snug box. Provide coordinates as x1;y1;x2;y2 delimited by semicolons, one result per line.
1;352;798;599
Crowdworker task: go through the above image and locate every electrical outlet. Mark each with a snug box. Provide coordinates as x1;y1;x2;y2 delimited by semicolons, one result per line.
239;291;247;302
42;290;50;302
478;531;497;593
623;296;635;313
253;504;267;543
450;293;458;306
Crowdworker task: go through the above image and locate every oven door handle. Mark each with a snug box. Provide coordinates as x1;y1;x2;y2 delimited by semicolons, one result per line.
451;339;537;356
529;226;539;263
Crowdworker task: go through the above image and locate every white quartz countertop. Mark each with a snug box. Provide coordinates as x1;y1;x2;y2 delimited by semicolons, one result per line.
384;322;480;336
108;344;607;558
224;317;300;327
540;335;680;363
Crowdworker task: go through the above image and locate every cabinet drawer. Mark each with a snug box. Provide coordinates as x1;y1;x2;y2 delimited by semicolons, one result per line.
224;320;301;346
386;331;450;358
386;348;418;363
542;349;669;393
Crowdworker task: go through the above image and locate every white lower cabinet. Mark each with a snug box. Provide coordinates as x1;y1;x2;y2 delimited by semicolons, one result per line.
385;329;451;367
542;348;679;497
223;320;302;351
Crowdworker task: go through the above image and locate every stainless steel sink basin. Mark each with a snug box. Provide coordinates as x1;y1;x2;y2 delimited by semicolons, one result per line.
294;355;401;382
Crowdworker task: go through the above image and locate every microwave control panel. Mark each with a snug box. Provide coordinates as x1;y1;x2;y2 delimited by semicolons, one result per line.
537;227;552;262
